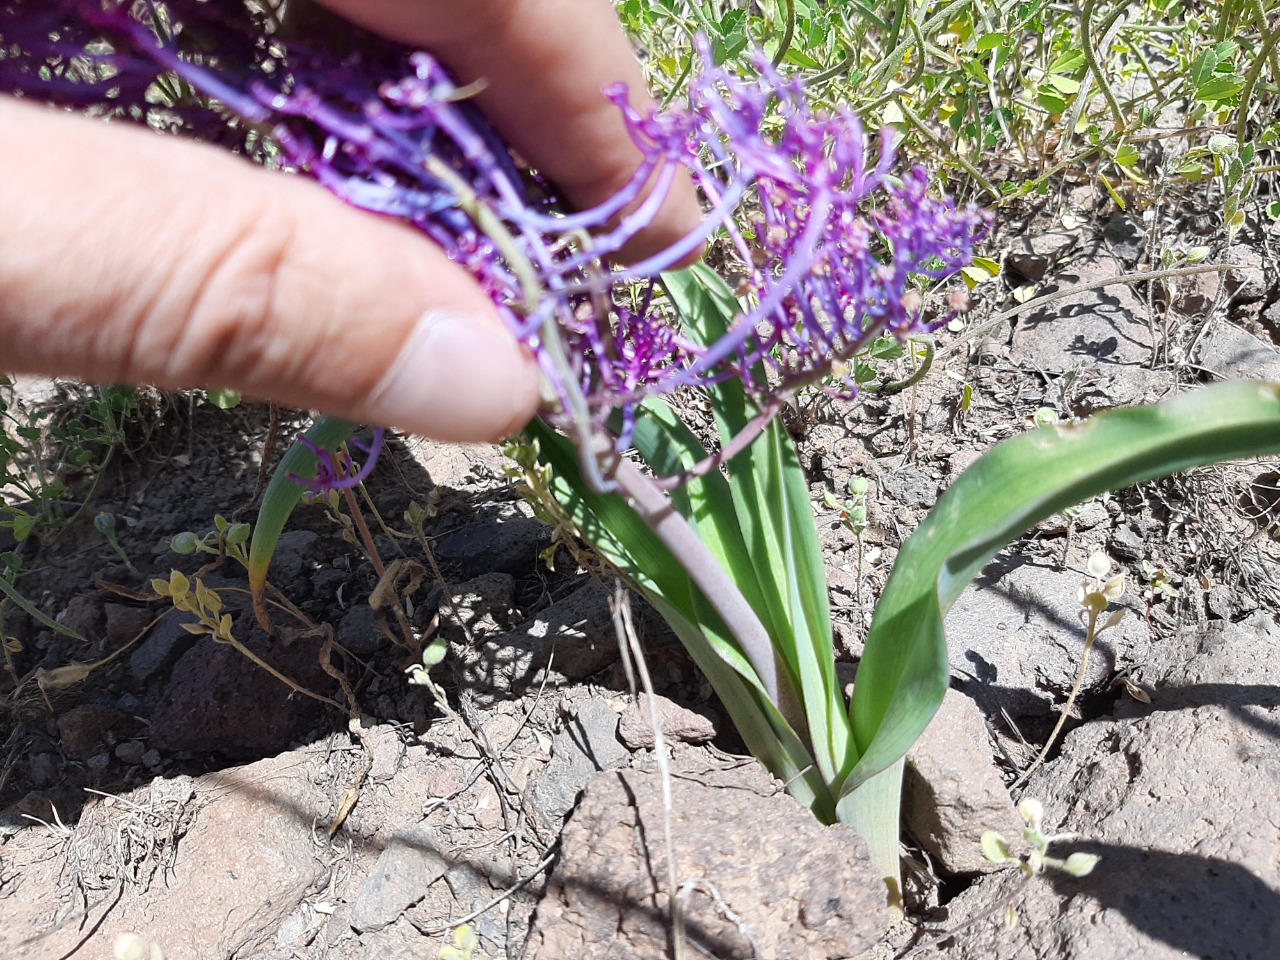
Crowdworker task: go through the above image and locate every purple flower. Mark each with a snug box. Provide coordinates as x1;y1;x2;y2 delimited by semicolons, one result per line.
291;428;385;496
1;2;989;486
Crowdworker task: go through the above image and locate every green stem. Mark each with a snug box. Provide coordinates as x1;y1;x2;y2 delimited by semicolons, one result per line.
425;157;607;491
610;455;786;711
1236;16;1280;142
770;0;796;68
868;337;934;395
896;100;1001;200
1080;0;1127;132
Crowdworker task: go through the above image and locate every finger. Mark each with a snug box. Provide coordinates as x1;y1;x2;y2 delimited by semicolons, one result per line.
313;0;703;263
0;98;540;442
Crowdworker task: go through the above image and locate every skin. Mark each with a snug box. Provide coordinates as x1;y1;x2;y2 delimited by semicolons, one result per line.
0;0;700;442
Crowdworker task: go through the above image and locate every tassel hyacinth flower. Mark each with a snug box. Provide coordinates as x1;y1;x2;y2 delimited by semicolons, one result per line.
1;2;989;492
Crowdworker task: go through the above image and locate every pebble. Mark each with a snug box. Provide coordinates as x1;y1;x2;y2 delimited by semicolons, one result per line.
115;741;147;765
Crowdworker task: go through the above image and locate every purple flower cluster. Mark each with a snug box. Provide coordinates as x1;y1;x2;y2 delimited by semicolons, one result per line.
1;2;988;487
291;428;385;497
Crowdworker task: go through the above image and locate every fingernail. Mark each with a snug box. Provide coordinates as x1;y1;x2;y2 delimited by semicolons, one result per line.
366;310;538;442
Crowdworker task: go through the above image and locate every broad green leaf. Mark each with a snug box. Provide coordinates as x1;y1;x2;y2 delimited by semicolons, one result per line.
845;382;1280;794
662;265;850;783
1045;73;1080;95
248;416;358;618
1189;47;1223;89
6;510;34;543
1047;48;1085;74
1195;75;1244;104
525;418;836;818
1036;88;1069;115
782;47;823;69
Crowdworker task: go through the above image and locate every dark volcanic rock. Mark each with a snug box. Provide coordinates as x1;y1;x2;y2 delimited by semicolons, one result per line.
150;608;335;758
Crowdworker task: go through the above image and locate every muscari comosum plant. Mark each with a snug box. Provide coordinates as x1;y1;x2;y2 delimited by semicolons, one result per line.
9;2;1280;911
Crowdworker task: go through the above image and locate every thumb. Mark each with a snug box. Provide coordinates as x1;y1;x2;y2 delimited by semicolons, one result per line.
0;98;541;442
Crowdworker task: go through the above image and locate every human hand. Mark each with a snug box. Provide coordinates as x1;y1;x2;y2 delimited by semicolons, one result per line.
0;0;700;442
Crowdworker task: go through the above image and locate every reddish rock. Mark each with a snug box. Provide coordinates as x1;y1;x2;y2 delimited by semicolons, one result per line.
57;703;130;760
524;762;883;960
618;693;716;749
103;602;154;647
57;594;104;641
903;690;1022;875
150;607;336;758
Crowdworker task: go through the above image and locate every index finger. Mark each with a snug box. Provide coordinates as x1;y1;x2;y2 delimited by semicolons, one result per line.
314;0;702;262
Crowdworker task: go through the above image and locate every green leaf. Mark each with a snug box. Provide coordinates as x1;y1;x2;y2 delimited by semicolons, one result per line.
0;575;90;643
1045;73;1080;95
6;509;34;543
782;48;823;69
662;265;848;785
205;388;242;410
1036;88;1069;115
1047;48;1085;75
845;382;1280;796
525;418;835;818
1190;47;1223;89
982;831;1014;863
248;416;359;613
1061;852;1101;877
1196;75;1244;104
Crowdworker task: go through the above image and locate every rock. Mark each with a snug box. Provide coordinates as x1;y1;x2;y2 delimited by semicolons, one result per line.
349;825;450;933
268;529;321;585
941;613;1280;960
1103;211;1146;263
402;438;510;491
1195;322;1280;381
618;694;717;749
1224;244;1265;302
150;607;335;758
524;763;884;960
0;756;327;959
433;516;551;578
530;698;629;829
1108;524;1146;561
103;603;154;647
115;740;147;765
1035;497;1109;536
1263;295;1280;329
945;557;1147;720
57;704;130;760
129;611;199;683
58;594;104;642
460;581;622;704
1006;232;1076;282
873;462;940;508
1070;365;1174;413
274;903;325;953
336;602;384;658
903;690;1022;875
441;573;516;644
28;752;59;787
1012;255;1152;374
1160;267;1220;315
